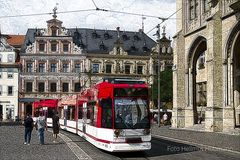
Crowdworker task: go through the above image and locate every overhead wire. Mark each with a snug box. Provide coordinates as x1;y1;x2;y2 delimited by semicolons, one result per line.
146;7;182;35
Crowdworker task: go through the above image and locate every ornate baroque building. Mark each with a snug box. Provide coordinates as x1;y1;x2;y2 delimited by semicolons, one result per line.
19;10;173;119
173;0;240;132
0;34;20;121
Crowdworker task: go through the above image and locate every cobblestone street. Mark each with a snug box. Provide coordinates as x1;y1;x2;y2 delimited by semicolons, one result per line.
0;125;78;160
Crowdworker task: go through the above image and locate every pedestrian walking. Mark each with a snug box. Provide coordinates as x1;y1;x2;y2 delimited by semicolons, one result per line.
52;111;60;143
23;113;34;145
35;112;47;145
163;113;168;125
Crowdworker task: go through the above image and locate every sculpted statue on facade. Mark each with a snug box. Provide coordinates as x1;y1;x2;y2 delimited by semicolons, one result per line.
26;43;35;53
73;44;82;54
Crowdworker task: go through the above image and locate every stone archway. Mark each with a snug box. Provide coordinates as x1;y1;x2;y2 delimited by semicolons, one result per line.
187;36;207;124
233;31;240;126
225;22;240;128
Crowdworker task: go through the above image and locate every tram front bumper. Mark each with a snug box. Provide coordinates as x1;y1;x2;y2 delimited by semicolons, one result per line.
110;142;151;152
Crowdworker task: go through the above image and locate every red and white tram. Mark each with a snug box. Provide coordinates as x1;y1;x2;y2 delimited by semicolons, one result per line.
34;79;151;152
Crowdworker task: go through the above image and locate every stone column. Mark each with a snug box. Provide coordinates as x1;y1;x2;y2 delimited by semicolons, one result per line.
205;11;223;132
185;68;194;127
172;31;186;128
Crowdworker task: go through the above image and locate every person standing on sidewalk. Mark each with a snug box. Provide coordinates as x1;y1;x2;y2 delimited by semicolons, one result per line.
23;113;34;145
52;111;60;143
35;112;47;145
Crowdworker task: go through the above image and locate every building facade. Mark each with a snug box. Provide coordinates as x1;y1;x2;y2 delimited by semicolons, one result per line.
19;10;173;119
0;35;20;121
172;0;240;132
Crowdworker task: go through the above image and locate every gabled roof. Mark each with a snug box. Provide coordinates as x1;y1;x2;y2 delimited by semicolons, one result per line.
21;28;156;56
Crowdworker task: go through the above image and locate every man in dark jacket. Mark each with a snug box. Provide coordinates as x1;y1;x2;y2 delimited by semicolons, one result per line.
24;113;34;145
52;111;60;143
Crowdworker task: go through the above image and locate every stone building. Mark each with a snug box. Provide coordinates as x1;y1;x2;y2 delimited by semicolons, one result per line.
0;34;20;121
19;9;173;119
172;0;240;132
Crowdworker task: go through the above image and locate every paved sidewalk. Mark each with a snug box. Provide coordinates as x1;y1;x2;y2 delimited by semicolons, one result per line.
0;125;78;160
151;124;240;153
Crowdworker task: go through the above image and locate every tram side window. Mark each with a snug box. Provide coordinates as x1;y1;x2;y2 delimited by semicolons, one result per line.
87;102;96;126
67;106;75;120
59;107;64;119
101;98;112;128
78;106;83;119
48;108;55;118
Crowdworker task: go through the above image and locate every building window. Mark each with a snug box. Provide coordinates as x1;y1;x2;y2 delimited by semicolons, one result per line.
0;85;2;95
189;0;198;20
7;72;13;79
26;82;33;92
75;64;81;73
62;83;69;92
74;83;81;92
8;86;13;96
39;63;45;72
137;66;143;74
27;63;33;73
51;43;57;52
106;64;112;73
203;0;209;13
198;52;205;69
52;29;57;36
38;82;45;92
92;64;99;73
8;54;14;62
154;64;160;75
63;64;69;73
50;63;57;72
63;43;69;52
39;43;45;52
125;65;130;74
50;83;57;92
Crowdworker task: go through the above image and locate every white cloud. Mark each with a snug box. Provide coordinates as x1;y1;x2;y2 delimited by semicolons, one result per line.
0;0;176;40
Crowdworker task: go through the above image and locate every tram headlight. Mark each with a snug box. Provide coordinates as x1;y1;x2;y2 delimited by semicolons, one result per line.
143;129;151;135
114;129;123;137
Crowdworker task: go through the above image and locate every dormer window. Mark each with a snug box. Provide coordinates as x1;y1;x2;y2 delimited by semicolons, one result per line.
130;45;137;51
52;29;57;36
122;34;129;41
142;46;149;52
134;34;140;41
51;26;59;36
104;32;110;40
92;30;99;39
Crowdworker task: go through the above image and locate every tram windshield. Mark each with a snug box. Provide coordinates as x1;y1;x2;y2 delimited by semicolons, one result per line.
114;98;150;129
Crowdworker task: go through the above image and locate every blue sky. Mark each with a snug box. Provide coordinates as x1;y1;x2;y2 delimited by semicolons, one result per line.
0;0;176;40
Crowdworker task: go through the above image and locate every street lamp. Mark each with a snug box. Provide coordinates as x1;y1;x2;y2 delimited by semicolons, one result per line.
156;24;161;127
154;19;166;127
